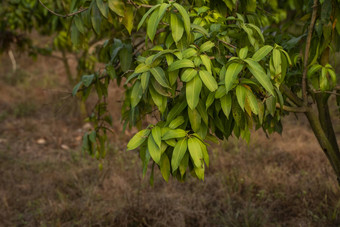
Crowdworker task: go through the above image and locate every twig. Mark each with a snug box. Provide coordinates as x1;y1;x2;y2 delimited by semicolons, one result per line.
38;0;88;17
218;39;237;49
280;84;304;106
276;103;310;113
312;89;340;96
8;50;17;72
127;0;153;8
302;0;318;105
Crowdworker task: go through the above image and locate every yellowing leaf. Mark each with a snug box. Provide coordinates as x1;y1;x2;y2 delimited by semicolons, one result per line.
171;138;188;172
127;129;150;151
199;70;218;92
186;76;202;110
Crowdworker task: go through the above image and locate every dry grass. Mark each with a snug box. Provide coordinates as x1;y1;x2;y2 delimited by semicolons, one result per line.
0;49;339;227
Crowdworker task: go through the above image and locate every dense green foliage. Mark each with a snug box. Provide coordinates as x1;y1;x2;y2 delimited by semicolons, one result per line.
2;0;340;184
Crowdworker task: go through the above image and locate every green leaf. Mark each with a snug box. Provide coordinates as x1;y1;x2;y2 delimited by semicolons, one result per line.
200;41;215;52
137;4;160;30
188;137;203;167
162;129;187;140
131;80;143;108
182;48;197;59
96;0;108;18
72;81;83;96
307;64;322;78
236;85;247;110
221;93;232;118
196;138;209;167
166;101;187;124
148;134;161;164
119;46;132;72
238;46;248;59
150;67;170;88
169;116;185;129
244;59;275;96
191;24;210;37
186;76;202;110
206;92;215;109
188;108;201;132
152;126;162;148
272;48;281;73
147;4;169;42
266;96;276;116
74;15;85;34
127;129;151;150
123;5;134;34
168;59;195;71
225;63;243;94
245;89;259;115
91;3;102;34
215;86;226;99
149;84;165;112
199;70;218;92
173;3;191;36
135;63;151;74
252;45;273;61
171;13;184;42
141;71;150;92
179;153;189;177
247;23;265;43
108;0;125;17
160;154;170;182
171;138;188;172
200;55;212;72
82;74;95;87
181;68;197;82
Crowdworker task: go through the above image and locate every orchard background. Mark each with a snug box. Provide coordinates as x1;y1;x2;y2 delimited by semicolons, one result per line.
0;0;340;226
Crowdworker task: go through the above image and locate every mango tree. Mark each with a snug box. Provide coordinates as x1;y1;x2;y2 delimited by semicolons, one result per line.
38;0;340;184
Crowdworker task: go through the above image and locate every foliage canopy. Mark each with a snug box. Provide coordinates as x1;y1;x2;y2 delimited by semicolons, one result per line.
2;0;340;184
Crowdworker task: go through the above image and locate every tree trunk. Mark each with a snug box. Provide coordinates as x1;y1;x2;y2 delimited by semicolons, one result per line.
305;110;340;185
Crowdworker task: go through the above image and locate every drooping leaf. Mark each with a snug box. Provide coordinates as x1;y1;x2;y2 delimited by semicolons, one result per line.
220;93;232;118
123;5;134;34
160;154;170;182
168;59;195;71
108;0;125;17
199;70;218;92
148;134;161;164
131;80;143;108
252;45;273;61
188;108;201;132
162;129;187;140
236;85;247;110
244;59;275;96
173;3;191;36
171;138;188;172
150;67;170;88
152;126;162;148
137;4;160;30
127;129;151;151
171;13;184;42
186;76;202;110
225;63;243;94
188;137;203;167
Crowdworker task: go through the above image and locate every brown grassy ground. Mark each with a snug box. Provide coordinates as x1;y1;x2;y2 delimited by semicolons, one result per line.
0;49;339;227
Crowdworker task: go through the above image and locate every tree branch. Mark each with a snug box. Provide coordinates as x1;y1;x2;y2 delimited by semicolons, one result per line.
276;103;310;113
279;84;304;106
218;39;237;50
302;0;318;105
38;0;88;17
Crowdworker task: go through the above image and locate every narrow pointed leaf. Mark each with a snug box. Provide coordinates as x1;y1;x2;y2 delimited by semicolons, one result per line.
199;70;218;92
168;59;195;71
173;3;191;36
186;76;202;109
171;138;188;172
252;45;273;61
127;129;150;150
225;63;243;94
188;137;203;167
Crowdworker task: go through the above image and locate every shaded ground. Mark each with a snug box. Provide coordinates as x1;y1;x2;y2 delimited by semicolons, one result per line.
0;49;339;226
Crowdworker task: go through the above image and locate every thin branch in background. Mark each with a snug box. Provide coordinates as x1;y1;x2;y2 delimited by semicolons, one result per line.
218;39;237;50
127;0;153;8
302;0;318;105
38;0;88;18
312;89;340;96
8;50;17;72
